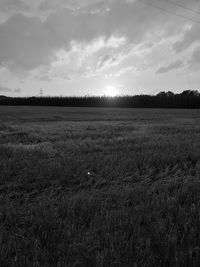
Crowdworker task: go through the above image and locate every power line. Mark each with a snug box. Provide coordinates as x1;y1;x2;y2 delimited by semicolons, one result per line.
166;0;200;16
137;0;200;25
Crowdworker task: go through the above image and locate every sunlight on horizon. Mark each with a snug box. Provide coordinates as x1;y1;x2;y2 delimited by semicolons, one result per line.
104;86;119;97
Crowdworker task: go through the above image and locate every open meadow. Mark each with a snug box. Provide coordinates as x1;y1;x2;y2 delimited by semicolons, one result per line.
1;106;200;266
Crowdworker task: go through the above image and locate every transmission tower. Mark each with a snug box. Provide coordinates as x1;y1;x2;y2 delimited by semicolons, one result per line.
40;88;43;98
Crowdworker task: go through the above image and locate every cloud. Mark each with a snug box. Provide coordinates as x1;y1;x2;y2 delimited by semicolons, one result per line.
174;24;200;52
0;14;57;70
191;45;200;64
105;66;135;77
0;84;21;93
0;0;115;21
185;45;200;72
0;0;184;72
0;86;11;92
46;36;128;80
97;54;120;70
156;60;184;74
38;0;113;13
0;0;29;13
13;88;21;93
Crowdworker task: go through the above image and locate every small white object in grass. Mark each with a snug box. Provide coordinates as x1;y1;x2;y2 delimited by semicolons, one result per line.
87;172;91;175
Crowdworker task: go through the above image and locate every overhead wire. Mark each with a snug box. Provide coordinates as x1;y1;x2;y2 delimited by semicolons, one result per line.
166;0;200;16
137;0;200;25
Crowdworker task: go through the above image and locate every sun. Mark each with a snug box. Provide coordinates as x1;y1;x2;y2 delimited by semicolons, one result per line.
104;86;119;97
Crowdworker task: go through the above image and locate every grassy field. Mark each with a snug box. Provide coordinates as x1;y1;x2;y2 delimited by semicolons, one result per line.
1;106;200;266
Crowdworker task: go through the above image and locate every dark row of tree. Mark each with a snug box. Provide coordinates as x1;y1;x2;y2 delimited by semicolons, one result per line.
0;90;200;108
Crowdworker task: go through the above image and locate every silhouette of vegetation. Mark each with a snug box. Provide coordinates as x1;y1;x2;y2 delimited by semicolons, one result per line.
1;90;200;108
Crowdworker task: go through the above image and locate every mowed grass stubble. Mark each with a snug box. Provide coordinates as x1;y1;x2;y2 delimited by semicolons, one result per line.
1;106;200;266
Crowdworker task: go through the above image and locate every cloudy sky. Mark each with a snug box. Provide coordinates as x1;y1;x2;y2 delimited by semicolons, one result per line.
0;0;200;96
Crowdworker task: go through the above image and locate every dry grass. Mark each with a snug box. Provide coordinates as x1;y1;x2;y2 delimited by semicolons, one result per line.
1;106;200;266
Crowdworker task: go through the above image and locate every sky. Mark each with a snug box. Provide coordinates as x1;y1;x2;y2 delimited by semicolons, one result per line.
0;0;200;97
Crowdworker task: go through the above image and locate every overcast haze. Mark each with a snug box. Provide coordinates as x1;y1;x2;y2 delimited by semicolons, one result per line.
0;0;200;97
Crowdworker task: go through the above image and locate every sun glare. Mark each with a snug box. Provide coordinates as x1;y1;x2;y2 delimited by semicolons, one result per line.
104;86;119;97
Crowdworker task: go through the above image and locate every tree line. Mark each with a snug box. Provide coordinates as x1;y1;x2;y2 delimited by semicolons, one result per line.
0;90;200;108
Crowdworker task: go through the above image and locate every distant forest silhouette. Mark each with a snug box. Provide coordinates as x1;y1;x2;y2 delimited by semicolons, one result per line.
1;90;200;108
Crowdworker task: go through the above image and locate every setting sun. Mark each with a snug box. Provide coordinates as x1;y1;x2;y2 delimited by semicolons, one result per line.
104;86;119;97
